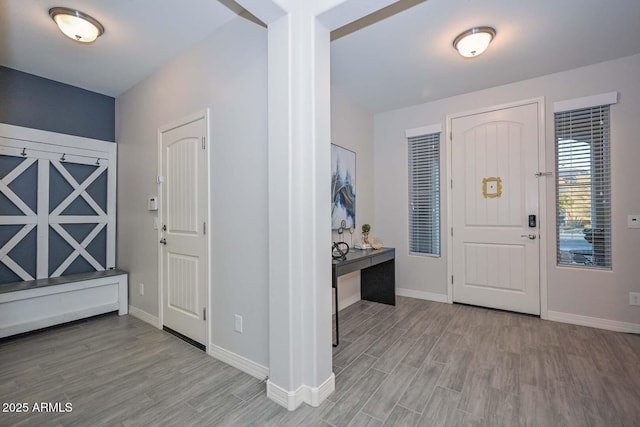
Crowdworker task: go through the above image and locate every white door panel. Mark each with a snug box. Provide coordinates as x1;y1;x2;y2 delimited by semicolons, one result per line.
167;139;200;235
161;117;208;345
451;103;540;315
167;253;200;317
464;243;525;292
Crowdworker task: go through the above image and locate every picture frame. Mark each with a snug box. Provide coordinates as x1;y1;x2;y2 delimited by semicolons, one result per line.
482;176;502;198
331;144;356;230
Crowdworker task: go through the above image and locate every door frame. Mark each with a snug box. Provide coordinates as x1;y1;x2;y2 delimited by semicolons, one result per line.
157;109;211;345
445;98;548;319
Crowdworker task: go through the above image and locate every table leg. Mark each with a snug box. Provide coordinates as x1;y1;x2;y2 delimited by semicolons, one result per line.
361;259;396;305
333;270;339;347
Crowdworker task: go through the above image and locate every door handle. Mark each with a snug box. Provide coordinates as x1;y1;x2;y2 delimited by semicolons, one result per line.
160;238;167;245
520;234;536;240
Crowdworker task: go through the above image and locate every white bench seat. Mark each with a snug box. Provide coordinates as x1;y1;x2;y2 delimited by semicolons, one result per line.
0;269;128;338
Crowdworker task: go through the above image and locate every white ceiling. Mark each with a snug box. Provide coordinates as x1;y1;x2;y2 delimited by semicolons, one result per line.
1;0;639;112
331;0;640;113
0;0;237;97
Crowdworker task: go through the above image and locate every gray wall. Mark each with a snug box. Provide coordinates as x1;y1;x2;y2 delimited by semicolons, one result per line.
374;53;640;326
116;18;269;366
0;66;115;142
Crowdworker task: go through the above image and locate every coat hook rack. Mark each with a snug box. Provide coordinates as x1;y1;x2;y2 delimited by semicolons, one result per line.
21;148;27;157
60;153;66;162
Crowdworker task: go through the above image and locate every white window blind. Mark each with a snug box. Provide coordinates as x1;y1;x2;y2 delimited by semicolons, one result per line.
408;132;440;256
555;105;611;268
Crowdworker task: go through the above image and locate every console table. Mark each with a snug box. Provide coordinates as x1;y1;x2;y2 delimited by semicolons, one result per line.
332;247;395;346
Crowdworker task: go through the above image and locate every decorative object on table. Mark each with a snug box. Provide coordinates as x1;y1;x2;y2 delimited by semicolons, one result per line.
332;242;350;261
371;237;383;250
361;223;371;244
482;176;502;198
338;220;347;242
331;144;356;230
354;224;372;250
349;226;355;247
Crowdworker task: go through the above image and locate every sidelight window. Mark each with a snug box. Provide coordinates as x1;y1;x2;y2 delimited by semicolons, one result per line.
408;131;440;256
555;104;611;268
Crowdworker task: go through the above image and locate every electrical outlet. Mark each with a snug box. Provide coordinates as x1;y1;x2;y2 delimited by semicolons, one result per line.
139;283;144;296
234;314;243;333
630;292;640;306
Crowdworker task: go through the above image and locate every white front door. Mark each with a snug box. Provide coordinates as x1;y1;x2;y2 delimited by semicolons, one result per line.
160;116;208;345
451;102;540;315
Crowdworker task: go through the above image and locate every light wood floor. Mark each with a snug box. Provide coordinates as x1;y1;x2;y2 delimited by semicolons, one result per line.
1;297;639;426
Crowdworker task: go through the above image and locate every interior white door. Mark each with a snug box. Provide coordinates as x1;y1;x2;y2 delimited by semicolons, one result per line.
451;103;540;315
160;117;208;344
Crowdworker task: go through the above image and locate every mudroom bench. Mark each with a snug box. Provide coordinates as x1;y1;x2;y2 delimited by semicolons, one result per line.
0;269;128;338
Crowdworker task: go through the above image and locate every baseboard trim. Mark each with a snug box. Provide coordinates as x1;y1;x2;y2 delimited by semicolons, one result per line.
128;306;159;328
209;343;269;381
547;310;640;334
304;373;335;407
396;288;448;303
266;373;335;411
267;380;304;411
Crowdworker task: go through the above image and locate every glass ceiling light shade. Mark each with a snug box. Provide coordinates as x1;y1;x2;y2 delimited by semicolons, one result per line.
49;7;104;43
453;27;496;58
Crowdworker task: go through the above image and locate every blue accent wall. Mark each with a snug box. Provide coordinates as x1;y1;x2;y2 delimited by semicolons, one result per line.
0;67;114;284
0;66;115;142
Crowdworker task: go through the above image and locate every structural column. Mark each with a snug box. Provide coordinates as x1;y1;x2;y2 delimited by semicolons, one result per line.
236;0;401;411
265;5;334;410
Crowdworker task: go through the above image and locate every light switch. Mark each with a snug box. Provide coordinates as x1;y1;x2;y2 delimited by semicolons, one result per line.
148;196;158;211
628;215;640;229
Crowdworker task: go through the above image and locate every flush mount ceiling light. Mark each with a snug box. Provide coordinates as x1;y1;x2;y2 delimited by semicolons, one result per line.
49;7;104;43
453;26;496;58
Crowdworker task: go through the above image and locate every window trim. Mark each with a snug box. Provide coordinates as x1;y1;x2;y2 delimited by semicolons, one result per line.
405;124;442;139
553;91;618;113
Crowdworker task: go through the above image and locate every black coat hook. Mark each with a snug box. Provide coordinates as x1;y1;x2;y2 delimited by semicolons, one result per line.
21;148;27;157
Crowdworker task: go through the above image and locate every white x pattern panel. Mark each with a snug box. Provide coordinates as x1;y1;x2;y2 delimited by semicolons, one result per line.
48;160;108;277
50;160;108;218
0;124;116;283
0;157;37;217
0;157;37;280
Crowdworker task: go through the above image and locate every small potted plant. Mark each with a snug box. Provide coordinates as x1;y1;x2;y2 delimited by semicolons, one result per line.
361;223;371;244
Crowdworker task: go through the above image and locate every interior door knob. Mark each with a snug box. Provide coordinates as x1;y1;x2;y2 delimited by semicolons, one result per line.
520;234;536;240
160;238;167;245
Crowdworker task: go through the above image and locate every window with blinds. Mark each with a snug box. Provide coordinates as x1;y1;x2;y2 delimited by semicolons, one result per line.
555;105;611;268
408;133;440;256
